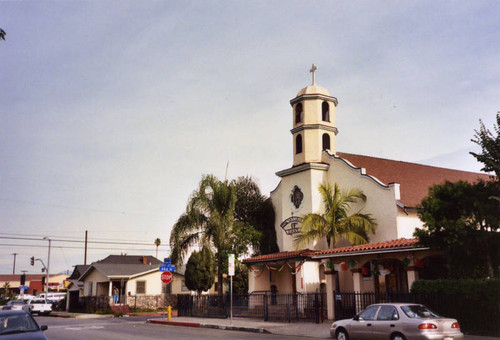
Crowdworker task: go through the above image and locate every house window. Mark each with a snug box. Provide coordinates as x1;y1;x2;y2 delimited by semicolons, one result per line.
295;103;303;124
322;101;330;122
136;281;146;294
322;133;330;151
88;282;93;296
296;134;303;154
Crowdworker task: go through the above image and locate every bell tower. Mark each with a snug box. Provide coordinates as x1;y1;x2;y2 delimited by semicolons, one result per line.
289;65;338;166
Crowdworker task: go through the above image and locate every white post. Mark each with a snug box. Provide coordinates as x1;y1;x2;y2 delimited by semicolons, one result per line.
230;276;233;324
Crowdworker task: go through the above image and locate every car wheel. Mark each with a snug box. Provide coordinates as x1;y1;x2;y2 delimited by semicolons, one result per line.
391;333;406;340
336;329;349;340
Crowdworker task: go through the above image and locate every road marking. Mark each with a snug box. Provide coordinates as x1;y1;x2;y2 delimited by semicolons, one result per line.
65;325;105;330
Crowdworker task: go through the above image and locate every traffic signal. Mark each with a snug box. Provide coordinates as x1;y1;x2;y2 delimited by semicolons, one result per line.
20;274;26;286
30;256;34;266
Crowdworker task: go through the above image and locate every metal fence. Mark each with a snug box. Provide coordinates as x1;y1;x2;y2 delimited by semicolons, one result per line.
334;292;500;337
177;293;326;323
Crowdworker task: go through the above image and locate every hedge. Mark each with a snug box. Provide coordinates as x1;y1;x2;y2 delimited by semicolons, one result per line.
411;279;500;336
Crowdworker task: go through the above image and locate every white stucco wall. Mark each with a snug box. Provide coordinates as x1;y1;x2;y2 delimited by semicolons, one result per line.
396;210;423;239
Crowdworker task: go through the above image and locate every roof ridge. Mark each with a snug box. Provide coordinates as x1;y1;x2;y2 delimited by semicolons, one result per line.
337;151;493;175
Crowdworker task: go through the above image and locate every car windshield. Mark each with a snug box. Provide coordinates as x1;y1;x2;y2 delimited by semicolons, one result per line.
0;314;40;335
401;305;441;318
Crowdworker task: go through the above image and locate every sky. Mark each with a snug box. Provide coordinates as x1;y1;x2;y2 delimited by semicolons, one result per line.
1;1;499;276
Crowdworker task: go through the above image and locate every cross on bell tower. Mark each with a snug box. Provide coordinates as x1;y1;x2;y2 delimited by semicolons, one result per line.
310;64;317;85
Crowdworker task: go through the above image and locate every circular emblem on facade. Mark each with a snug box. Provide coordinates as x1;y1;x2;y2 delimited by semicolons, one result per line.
290;185;304;209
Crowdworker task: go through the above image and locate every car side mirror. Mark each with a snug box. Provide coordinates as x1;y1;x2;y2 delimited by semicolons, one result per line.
353;315;360;321
41;325;48;331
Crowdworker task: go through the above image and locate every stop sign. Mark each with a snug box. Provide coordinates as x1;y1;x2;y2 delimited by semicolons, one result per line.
161;271;173;284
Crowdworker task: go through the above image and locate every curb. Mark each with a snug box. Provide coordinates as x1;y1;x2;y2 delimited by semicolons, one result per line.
148;319;201;328
147;319;268;334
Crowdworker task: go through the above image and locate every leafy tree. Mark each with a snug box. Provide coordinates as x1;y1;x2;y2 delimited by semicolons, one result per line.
415;180;500;278
2;282;12;300
294;182;377;249
234;176;279;255
184;247;216;295
226;263;248;295
154;238;161;258
470;113;500;178
170;174;239;295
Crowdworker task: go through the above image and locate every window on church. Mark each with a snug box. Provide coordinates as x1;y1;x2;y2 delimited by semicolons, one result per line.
322;101;330;122
322;133;330;151
296;134;303;154
295;103;303;124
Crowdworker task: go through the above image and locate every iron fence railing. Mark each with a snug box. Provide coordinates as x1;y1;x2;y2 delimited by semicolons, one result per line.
177;292;326;323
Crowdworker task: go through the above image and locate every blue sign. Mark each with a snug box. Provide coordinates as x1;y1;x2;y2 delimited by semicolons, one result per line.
159;264;175;272
19;286;29;290
163;258;171;265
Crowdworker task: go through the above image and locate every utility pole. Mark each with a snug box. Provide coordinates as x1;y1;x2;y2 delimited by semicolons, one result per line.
84;230;88;265
44;237;51;295
12;253;17;274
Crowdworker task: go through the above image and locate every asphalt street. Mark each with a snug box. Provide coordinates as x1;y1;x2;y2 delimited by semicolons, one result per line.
34;315;327;340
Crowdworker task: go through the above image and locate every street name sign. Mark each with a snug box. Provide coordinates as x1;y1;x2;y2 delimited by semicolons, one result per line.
159;264;175;272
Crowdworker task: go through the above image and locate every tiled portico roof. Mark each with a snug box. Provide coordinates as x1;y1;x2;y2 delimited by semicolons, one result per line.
337;152;492;208
242;249;317;264
243;239;425;264
313;238;422;258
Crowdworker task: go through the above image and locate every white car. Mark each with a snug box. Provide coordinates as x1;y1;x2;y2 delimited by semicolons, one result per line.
331;303;464;340
28;299;52;315
0;300;32;313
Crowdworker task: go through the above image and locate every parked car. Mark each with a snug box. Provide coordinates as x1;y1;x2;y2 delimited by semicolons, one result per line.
330;303;464;340
0;300;31;313
0;310;48;339
28;299;52;315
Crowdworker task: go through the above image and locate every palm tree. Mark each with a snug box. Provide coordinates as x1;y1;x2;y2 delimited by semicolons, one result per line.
295;182;377;250
154;238;161;258
169;174;237;296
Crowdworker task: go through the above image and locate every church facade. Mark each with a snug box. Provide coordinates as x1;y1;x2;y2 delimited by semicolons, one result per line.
243;71;491;319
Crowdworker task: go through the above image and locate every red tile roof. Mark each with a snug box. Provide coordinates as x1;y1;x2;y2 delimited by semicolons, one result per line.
314;238;420;256
242;249;317;263
243;239;424;263
337;152;493;208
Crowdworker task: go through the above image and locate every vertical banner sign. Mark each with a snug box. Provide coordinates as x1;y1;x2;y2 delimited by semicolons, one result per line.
228;254;235;276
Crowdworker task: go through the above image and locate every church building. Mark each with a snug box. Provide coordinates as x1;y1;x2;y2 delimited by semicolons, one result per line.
243;66;491;320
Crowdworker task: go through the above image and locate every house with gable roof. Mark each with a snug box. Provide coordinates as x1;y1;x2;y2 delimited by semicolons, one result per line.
72;255;189;309
243;70;493;320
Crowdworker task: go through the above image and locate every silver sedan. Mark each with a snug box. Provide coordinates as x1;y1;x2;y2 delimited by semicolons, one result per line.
330;303;464;340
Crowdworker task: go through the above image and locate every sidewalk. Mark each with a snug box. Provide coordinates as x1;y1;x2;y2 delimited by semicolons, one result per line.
147;316;500;339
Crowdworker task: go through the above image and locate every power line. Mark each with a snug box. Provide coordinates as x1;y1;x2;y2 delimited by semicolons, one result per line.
0;232;171;246
0;243;166;252
0;236;171;248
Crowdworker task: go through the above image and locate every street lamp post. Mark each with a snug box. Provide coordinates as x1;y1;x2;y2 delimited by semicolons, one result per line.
44;237;51;295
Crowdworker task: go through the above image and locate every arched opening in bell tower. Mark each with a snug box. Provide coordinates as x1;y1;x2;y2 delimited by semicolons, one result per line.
295;103;303;124
296;134;303;154
322;133;330;151
322;101;330;122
